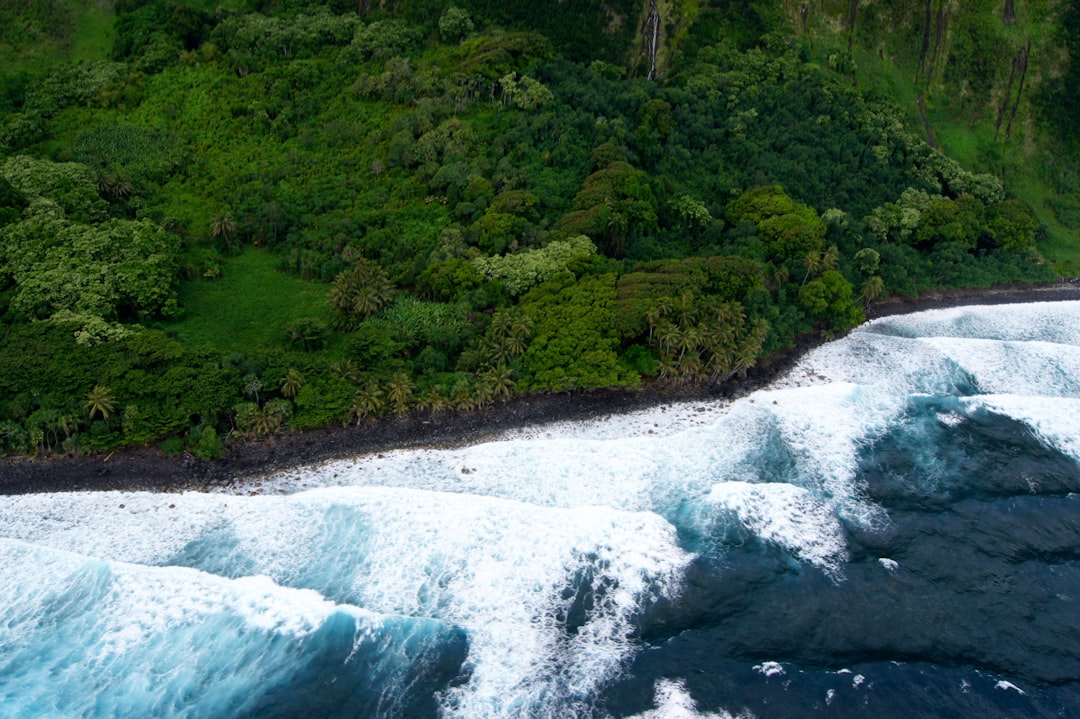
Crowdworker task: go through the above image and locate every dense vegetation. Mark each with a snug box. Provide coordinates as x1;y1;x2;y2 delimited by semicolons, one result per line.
0;0;1074;458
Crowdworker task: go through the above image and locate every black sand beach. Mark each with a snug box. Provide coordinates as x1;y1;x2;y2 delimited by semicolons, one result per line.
2;281;1078;495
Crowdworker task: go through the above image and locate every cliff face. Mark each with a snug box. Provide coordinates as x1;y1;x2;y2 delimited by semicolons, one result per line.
815;1;1060;132
381;0;1076;223
320;0;1076;123
804;0;1078;249
626;0;1076;250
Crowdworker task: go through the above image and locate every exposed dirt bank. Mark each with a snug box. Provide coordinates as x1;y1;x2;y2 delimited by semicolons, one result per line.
3;281;1078;494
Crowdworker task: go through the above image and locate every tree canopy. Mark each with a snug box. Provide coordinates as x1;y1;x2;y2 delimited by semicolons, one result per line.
0;0;1067;458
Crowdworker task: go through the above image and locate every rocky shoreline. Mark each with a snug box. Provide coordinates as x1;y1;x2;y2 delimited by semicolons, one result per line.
2;281;1078;495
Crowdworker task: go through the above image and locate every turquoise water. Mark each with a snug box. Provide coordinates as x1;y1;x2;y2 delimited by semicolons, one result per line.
2;302;1079;718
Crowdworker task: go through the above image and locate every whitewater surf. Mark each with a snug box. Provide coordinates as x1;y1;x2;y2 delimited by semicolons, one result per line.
2;301;1079;718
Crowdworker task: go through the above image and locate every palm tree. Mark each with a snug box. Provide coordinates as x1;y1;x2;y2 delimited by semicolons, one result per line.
489;310;515;340
450;378;479;410
248;407;280;436
482;335;514;368
767;265;790;295
604;202;629;257
509;316;532;353
330;358;360;385
386;372;415;414
244;376;262;405
861;275;885;307
644;305;663;342
96;172;133;200
656;354;678;382
676;325;700;361
653;321;679;355
734;318;770;376
802;250;823;284
415;386;449;415
350;384;385;423
211;212;239;253
85;385;116;421
705;343;735;379
675;292;698;329
486;311;531;361
280;369;304;399
481;365;515;400
351;285;383;316
330;260;396;326
822;245;840;271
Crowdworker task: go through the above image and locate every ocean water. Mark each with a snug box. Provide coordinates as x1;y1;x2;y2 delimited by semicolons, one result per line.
2;301;1080;718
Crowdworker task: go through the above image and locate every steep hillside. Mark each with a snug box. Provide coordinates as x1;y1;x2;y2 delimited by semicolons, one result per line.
0;0;1071;458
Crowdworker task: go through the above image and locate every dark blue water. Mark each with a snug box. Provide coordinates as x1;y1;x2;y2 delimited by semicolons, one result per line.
602;403;1080;718
2;302;1079;718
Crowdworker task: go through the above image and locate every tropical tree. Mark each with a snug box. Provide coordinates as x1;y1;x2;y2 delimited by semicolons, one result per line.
861;275;885;307
284;318;326;351
439;6;474;43
853;247;881;275
450;376;479;410
481;365;515;399
244;375;262;405
803;245;839;284
330;358;361;384
415;386;449;414
247;406;279;436
280;369;304;399
96;172;134;200
330;259;396;328
211;212;238;253
386;372;415;413
85;385;116;420
349;384;385;423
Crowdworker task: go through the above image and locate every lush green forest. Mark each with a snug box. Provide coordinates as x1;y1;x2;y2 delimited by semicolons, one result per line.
0;0;1075;458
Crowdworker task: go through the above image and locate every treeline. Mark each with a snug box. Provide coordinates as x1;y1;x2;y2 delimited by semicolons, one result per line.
0;0;1056;457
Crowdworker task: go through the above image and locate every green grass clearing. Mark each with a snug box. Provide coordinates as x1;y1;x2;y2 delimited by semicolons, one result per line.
167;249;333;353
0;0;114;73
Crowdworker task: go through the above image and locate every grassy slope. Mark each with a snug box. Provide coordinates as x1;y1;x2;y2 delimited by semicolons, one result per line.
804;0;1080;273
167;249;332;353
0;1;115;71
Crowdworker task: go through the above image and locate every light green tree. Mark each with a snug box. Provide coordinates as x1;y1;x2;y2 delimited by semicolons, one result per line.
439;6;474;43
280;369;304;399
386;372;415;414
85;385;116;421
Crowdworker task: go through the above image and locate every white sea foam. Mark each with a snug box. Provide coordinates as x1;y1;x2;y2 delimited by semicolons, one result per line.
208;359;911;590
0;487;691;719
753;661;785;677
780;302;1080;401
772;332;971;396
0;537;415;718
866;301;1080;345
6;301;1077;717
0;491;231;565
994;680;1026;694
960;395;1080;464
244;380;892;563
0;538;362;647
923;337;1080;397
499;399;738;442
743;383;891;527
705;481;847;574
626;679;755;719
